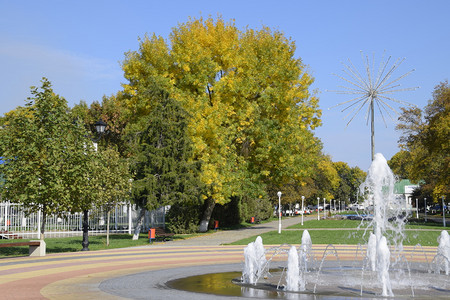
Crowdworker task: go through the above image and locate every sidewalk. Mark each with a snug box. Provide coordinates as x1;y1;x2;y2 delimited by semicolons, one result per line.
161;215;314;246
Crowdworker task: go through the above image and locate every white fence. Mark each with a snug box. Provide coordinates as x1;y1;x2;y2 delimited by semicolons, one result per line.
0;201;165;239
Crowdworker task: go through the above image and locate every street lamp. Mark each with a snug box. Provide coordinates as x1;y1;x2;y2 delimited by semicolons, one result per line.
94;119;107;135
317;197;320;221
277;191;282;234
81;119;107;251
424;198;427;222
301;196;305;226
442;196;446;228
416;198;419;219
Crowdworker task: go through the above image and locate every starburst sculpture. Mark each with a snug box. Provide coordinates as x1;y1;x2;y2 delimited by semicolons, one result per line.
329;51;419;161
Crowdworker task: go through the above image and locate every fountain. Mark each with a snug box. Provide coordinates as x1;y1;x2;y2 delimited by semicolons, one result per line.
158;153;450;299
238;153;450;298
436;230;450;275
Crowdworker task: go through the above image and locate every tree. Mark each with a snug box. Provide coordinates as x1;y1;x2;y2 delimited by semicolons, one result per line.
96;147;131;246
332;162;366;204
311;155;339;200
121;16;321;231
388;150;411;180
71;93;129;156
130;88;203;234
0;78;98;240
394;80;449;201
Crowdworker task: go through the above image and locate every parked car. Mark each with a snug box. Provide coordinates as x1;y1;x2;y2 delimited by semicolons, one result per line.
312;205;323;212
295;208;311;215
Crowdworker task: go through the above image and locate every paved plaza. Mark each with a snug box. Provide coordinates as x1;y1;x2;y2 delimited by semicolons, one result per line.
0;216;439;299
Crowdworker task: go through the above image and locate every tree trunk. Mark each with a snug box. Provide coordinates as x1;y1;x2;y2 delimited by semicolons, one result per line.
199;197;215;233
40;208;46;241
132;207;146;240
81;209;89;251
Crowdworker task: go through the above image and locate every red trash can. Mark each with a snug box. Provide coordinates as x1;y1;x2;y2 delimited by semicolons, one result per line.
148;228;155;243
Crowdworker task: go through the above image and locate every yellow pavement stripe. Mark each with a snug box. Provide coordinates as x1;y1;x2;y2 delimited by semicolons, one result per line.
0;251;244;285
0;246;245;272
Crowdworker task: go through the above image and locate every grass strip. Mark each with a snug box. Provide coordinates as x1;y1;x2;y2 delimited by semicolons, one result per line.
0;232;199;258
230;229;444;247
288;219;449;230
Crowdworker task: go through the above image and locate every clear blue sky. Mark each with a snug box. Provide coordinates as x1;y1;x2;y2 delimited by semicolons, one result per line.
1;0;448;171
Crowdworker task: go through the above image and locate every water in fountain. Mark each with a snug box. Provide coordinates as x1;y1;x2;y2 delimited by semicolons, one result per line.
242;236;267;284
286;246;302;291
367;232;376;271
285;230;311;292
300;229;312;272
377;235;393;297
436;230;450;275
360;153;407;296
242;241;257;284
254;236;267;276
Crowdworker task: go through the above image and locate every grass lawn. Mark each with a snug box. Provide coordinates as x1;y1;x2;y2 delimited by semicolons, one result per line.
231;218;448;246
0;232;200;258
230;229;444;247
288;218;449;230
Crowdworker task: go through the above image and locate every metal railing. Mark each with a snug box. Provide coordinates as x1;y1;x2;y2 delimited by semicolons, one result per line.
0;201;165;239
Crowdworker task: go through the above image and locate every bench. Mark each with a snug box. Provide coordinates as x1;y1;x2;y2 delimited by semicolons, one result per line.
155;227;174;242
0;240;46;256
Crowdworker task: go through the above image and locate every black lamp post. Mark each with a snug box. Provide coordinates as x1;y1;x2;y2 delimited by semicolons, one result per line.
93;119;107;142
81;119;107;251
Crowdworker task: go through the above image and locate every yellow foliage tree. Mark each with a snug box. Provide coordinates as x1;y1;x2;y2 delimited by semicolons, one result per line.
121;16;321;231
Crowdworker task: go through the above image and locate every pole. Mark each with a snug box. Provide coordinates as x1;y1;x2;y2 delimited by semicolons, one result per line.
424;198;427;222
442;196;446;227
323;198;326;219
301;196;304;226
5;201;9;232
416;198;419;219
317;197;320;221
371;98;375;161
278;191;282;234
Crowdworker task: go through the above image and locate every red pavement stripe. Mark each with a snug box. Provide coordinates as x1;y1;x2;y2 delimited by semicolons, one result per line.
2;254;244;299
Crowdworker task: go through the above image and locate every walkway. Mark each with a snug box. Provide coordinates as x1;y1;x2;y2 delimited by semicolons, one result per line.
171;215;315;246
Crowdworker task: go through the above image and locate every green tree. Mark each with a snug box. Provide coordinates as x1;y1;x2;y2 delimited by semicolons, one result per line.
311;155;339;200
121;16;321;231
0;78;98;240
130;88;203;233
388;150;411;179
395;80;449;201
332;161;366;204
96;147;131;246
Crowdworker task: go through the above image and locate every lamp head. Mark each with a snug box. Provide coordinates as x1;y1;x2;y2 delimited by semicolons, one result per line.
94;119;107;134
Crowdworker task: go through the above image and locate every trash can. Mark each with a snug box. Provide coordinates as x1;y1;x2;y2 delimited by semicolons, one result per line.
148;228;155;243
